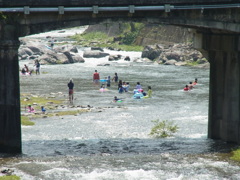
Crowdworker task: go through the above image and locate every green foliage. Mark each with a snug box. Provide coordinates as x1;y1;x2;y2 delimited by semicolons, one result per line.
21;93;63;108
120;22;144;45
0;12;7;20
71;32;110;43
230;148;240;161
21;116;35;126
0;175;20;180
20;94;89;126
121;31;138;45
149;120;179;138
70;23;145;52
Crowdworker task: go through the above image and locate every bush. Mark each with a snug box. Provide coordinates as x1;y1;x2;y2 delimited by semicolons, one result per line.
121;31;138;45
230;148;240;161
21;116;35;126
149;119;179;138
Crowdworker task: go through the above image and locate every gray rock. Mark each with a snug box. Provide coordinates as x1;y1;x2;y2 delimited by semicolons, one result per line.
164;59;177;65
28;46;42;55
175;62;187;66
72;54;85;63
141;45;163;60
63;51;74;63
108;54;122;61
124;56;130;61
91;47;104;52
19;48;33;56
83;50;109;58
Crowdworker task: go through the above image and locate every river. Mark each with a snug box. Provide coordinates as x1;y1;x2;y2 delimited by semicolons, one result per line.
1;28;240;179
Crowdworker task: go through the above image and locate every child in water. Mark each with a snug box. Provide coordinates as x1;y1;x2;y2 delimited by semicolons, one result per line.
27;105;35;113
147;86;152;98
113;96;122;102
188;82;194;90
193;78;198;85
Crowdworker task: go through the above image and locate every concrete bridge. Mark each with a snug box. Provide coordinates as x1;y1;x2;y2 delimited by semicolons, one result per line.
1;0;240;153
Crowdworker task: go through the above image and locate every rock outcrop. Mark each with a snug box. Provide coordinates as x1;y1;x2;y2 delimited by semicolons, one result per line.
141;43;209;67
19;38;85;65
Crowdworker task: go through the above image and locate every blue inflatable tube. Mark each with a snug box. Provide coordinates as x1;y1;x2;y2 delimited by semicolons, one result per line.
100;79;107;82
133;93;144;99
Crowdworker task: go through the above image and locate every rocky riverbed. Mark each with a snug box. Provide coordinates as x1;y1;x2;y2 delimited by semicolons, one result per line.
19;26;209;68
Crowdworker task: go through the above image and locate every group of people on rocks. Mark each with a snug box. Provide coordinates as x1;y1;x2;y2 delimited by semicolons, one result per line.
183;78;198;91
26;104;46;114
21;60;41;75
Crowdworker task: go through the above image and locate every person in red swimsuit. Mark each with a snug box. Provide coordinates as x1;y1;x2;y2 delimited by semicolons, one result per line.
93;70;100;84
184;85;189;91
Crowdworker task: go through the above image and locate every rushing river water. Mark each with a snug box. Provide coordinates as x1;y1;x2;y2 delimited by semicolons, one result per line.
1;29;240;179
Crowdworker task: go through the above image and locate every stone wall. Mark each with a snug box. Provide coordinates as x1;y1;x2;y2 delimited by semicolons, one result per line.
85;23;194;46
135;24;194;46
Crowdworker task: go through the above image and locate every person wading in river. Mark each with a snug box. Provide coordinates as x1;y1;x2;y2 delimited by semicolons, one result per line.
93;70;100;84
68;79;74;104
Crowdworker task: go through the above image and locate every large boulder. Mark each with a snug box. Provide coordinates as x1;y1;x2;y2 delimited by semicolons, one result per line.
164;59;177;65
124;56;130;61
71;54;85;63
19;48;33;57
141;45;163;60
27;46;42;55
91;47;104;52
108;54;122;61
164;51;182;61
38;51;68;64
63;51;74;63
83;50;109;58
54;44;78;54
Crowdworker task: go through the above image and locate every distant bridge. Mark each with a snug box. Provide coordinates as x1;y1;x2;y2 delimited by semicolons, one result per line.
1;0;240;153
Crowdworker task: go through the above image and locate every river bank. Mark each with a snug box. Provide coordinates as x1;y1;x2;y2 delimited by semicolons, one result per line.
19;25;209;68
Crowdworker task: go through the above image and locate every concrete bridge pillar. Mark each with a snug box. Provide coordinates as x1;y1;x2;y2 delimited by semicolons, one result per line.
0;23;21;153
201;33;240;143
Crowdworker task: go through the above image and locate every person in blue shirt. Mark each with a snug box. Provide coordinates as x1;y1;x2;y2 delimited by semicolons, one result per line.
41;106;46;114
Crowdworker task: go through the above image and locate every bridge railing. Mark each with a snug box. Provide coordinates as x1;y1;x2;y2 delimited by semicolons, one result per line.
0;3;239;15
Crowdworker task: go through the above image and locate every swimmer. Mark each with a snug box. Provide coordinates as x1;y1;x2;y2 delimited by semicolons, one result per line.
183;85;189;91
193;78;198;85
113;96;122;102
135;82;142;89
147;86;152;98
188;82;194;90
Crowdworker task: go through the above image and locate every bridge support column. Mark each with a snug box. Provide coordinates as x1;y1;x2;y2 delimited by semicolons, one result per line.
202;33;240;143
0;24;21;153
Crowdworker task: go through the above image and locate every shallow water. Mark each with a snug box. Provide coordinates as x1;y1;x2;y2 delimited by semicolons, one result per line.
1;42;240;179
